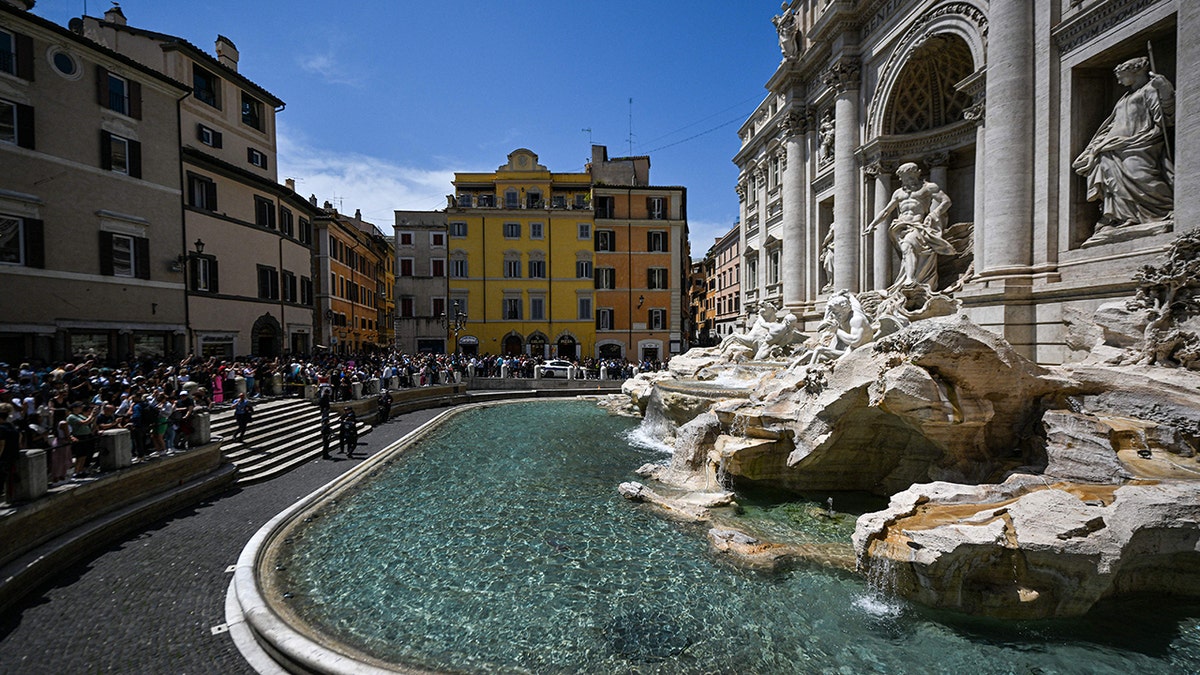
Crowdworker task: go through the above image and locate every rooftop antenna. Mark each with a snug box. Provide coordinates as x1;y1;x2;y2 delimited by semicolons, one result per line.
582;128;592;145
627;97;634;155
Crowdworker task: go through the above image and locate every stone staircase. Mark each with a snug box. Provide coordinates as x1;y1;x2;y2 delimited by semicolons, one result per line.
210;398;373;484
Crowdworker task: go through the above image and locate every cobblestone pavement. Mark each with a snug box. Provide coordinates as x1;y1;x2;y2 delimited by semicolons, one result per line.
0;407;447;675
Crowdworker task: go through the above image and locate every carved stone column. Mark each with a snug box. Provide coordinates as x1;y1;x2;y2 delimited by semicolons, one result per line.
964;100;986;274
980;1;1033;277
865;161;893;290
780;110;808;312
825;59;862;292
924;151;950;195
1177;3;1200;231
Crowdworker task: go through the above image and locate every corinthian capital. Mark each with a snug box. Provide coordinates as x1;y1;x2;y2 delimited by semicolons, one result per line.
822;58;861;93
963;101;985;123
778;108;809;139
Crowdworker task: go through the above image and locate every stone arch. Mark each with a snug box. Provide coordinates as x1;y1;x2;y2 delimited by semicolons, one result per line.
882;36;975;135
527;331;548;358
251;313;282;357
867;2;988;139
554;330;579;359
501;331;523;356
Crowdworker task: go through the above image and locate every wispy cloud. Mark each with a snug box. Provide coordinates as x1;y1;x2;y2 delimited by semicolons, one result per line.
686;218;738;260
277;124;456;231
297;43;362;86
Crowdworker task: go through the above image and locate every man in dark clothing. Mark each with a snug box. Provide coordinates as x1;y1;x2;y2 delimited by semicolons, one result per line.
0;403;22;504
338;409;358;458
377;390;392;425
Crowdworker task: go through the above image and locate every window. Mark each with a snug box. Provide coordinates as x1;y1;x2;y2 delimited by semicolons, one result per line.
574;193;587;209
528;259;546;279
504;189;519;208
551;195;566;209
596;308;613;330
190;255;217;292
504;258;521;278
242;92;264;131
399;258;414;276
2;29;33;80
106;72;129;115
196;124;223;148
647;230;668;252
525;191;541;209
577;223;591;239
503;222;520;238
279;207;294;237
248;147;268;169
101;131;141;178
99;231;148;279
282;270;297;303
96;66;141;118
649;308;667;330
450;258;468;278
431;258;445;277
399;231;413;246
400;297;414;317
579;297;594;321
530;222;543;239
193;65;221;108
187;173;217;211
648;267;668;289
450;221;467;237
431;232;446;247
51;50;78;78
595;230;615;252
478;193;495;207
0;215;43;268
595;267;615;289
432;297;446;318
768;250;780;285
576;260;592;279
254;196;276;229
503;297;522;320
0;29;15;76
301;277;313;305
746;258;757;289
595;196;615;219
530;296;545;320
647;197;666;219
257;266;279;299
456;193;472;207
0;98;33;148
299;218;312;244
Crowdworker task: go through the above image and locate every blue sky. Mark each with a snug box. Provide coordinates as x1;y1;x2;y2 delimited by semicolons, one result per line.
33;1;783;257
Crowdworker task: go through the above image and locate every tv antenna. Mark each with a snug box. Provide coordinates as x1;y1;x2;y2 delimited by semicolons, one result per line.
582;128;592;145
627;97;635;155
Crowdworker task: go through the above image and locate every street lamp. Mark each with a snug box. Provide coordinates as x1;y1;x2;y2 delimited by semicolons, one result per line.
439;300;468;354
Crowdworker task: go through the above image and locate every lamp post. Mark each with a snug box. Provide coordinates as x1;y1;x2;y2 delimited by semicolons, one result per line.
438;300;468;354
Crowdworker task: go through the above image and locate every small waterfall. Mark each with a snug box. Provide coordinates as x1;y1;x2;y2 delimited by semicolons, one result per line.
713;454;731;490
854;550;905;619
625;389;676;455
728;413;748;438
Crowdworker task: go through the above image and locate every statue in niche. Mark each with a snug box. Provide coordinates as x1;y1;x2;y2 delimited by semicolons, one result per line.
819;224;835;292
818;112;835;162
863;162;956;290
772;4;800;61
720;302;801;361
1072;56;1174;245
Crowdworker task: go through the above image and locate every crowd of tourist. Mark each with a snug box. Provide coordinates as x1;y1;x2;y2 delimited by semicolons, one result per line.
0;350;669;504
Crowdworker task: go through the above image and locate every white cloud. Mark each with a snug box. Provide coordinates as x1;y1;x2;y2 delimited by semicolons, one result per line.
297;43;362;86
686;218;739;261
277;124;456;232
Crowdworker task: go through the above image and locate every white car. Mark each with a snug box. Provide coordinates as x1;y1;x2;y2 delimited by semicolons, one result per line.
540;360;573;378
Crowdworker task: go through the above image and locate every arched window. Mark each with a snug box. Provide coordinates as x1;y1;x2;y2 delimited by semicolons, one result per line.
883;35;974;135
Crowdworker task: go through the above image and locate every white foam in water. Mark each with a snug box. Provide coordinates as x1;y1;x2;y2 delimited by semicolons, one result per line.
852;592;904;619
624;426;675;455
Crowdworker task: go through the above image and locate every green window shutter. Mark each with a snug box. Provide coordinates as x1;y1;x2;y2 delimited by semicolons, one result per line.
100;130;112;170
134;236;150;279
24;218;44;268
99;230;114;276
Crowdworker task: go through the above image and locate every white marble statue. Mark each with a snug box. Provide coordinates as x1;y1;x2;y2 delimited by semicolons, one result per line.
796;290;874;365
819;224;835;292
818;112;835;162
863;162;956;290
772;4;799;61
1072;56;1174;240
720;302;800;361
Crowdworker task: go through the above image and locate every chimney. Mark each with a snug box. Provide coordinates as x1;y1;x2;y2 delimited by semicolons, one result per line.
215;35;239;72
104;3;127;25
1;0;36;11
309;194;318;206
354;209;362;221
285;178;296;192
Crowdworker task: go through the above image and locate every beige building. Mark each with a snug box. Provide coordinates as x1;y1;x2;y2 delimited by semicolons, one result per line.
79;6;317;358
0;1;188;363
393;210;449;354
737;0;1198;364
706;222;741;341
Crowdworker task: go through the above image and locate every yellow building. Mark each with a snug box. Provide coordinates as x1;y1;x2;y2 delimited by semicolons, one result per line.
447;148;595;358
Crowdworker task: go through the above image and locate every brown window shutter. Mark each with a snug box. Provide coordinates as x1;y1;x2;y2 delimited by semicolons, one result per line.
100;130;112;170
15;33;34;81
207;180;218;211
24;218;44;268
128;80;142;119
210;259;220;294
128;140;142;178
99;230;114;276
134;236;150;279
15;103;34;149
214;131;223;148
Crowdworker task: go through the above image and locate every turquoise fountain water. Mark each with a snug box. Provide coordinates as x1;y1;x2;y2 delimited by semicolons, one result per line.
269;400;1200;674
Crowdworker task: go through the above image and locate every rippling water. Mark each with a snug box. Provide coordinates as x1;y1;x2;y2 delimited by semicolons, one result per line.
273;400;1200;674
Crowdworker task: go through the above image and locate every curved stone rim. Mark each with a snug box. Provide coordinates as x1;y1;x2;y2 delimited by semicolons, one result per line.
229;402;521;675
